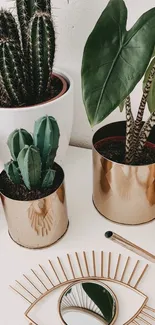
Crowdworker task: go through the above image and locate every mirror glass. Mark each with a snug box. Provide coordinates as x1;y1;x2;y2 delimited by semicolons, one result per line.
59;280;118;325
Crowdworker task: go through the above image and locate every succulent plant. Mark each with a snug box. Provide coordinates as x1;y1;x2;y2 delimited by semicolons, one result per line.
17;145;42;190
7;128;33;160
33;115;60;167
4;115;60;190
0;1;55;108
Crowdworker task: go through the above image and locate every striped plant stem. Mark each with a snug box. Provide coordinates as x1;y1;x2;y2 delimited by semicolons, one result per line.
125;96;135;164
134;112;155;162
132;63;155;152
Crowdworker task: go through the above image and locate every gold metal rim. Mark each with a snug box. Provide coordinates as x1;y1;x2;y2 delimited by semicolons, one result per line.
58;279;119;325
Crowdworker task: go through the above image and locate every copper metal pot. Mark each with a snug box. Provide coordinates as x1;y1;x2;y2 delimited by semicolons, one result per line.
1;164;69;248
92;121;155;225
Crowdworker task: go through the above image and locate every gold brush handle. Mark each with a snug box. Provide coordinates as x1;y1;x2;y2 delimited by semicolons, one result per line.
105;231;155;263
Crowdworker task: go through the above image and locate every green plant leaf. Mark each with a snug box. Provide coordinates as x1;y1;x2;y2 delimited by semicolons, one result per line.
81;0;155;126
119;99;126;112
82;283;116;322
143;57;155;113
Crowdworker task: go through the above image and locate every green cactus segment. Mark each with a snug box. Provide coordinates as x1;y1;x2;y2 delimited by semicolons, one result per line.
0;10;20;45
7;128;33;160
4;160;21;184
42;168;56;188
0;74;11;107
33;115;60;166
17;145;42;190
28;12;55;102
16;0;29;52
0;39;27;106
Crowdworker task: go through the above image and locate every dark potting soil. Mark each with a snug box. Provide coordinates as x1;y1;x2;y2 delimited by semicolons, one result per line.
95;139;155;166
0;164;64;201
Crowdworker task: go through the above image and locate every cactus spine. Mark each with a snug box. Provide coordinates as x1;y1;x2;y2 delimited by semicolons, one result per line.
7;128;33;160
0;39;27;106
0;10;20;44
5;115;60;191
28;12;55;101
17;145;42;190
0;0;56;108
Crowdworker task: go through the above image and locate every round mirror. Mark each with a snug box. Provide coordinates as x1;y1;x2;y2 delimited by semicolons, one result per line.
59;280;118;325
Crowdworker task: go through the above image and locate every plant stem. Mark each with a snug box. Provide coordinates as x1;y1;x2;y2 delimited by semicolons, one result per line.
132;63;155;151
135;112;155;162
125;96;134;164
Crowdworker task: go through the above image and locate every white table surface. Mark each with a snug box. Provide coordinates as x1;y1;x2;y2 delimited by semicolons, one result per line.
0;146;155;325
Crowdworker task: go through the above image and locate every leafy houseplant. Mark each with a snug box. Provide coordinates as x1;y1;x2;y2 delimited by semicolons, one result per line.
0;0;74;165
0;115;69;248
81;0;155;225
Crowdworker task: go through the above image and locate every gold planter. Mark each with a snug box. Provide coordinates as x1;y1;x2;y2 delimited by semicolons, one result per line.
1;165;69;248
92;121;155;225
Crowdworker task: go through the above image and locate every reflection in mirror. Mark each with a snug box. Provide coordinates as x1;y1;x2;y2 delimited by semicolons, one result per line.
59;280;118;325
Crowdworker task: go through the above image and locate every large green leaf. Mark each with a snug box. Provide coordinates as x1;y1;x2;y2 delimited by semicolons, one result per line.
82;283;116;322
143;57;155;113
81;0;155;126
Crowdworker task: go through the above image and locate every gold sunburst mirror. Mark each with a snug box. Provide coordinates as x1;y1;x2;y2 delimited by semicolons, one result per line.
10;251;155;325
59;280;118;325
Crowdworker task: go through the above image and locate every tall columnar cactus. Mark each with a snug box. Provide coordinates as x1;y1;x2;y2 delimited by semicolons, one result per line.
4;115;60;190
33;115;60;167
0;10;20;44
0;0;55;107
7;128;33;160
28;12;55;101
0;39;27;106
16;0;51;53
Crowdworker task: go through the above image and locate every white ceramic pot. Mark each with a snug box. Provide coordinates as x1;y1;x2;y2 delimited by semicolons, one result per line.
0;68;74;167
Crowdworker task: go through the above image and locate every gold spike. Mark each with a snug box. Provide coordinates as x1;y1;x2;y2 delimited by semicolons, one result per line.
92;251;96;277
67;254;75;279
114;254;121;280
101;251;104;277
83;251;90;277
39;265;54;286
137;315;151;325
75;252;84;277
127;261;140;285
108;252;111;278
23;275;43;295
48;260;61;284
141;310;155;321
145;306;155;313
9;286;32;304
31;269;48;290
120;256;130;282
15;280;37;299
57;257;68;281
134;264;149;288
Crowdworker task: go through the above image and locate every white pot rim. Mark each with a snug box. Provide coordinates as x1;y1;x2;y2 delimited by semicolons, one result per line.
0;68;73;112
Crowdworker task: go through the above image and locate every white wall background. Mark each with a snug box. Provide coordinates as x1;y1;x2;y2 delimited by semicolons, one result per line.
2;0;155;148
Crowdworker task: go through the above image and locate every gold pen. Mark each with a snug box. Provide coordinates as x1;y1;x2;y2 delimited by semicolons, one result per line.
105;231;155;263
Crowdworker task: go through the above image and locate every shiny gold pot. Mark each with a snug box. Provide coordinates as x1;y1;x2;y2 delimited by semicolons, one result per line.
1;165;69;248
92;121;155;225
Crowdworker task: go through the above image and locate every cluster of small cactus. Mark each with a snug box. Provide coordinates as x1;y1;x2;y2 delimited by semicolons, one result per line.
4;115;60;190
0;0;55;108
